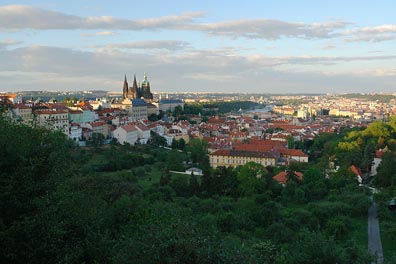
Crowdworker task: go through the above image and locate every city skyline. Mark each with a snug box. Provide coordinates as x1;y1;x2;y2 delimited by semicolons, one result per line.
1;0;396;93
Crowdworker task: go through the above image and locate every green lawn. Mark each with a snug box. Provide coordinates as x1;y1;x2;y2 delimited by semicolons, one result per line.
136;166;164;189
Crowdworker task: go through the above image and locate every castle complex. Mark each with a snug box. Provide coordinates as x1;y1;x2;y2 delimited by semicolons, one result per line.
122;72;153;101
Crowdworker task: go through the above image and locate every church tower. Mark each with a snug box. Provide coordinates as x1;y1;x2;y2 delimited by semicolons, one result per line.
132;74;139;99
141;72;153;100
122;74;129;99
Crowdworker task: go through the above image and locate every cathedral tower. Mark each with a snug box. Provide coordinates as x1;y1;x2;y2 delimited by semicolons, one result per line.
122;74;129;99
132;74;139;99
141;72;153;100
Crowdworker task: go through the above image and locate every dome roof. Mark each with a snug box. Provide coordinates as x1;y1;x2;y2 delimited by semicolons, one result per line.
141;72;150;85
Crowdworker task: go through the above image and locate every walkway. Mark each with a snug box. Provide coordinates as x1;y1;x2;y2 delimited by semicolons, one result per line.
368;200;383;264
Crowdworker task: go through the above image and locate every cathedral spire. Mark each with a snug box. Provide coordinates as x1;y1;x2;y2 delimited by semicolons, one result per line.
132;74;139;99
123;74;129;99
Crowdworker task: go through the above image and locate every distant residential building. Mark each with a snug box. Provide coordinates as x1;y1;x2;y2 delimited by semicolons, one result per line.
12;103;32;123
147;102;159;116
210;149;278;168
280;149;309;163
157;99;184;112
135;124;151;144
297;108;310;119
68;109;83;123
34;109;69;135
82;127;92;140
68;107;98;123
1;93;22;104
113;124;138;145
69;123;82;141
90;121;110;138
119;98;148;120
131;99;148;120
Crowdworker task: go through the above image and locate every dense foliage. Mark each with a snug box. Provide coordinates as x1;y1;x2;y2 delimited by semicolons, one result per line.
183;101;259;116
0;117;375;263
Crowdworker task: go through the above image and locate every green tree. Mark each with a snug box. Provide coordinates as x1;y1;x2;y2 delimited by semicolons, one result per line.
237;162;265;196
90;132;105;147
170;174;190;197
186;139;209;171
287;136;295;149
150;131;167;146
178;138;186;150
188;172;200;195
374;152;396;187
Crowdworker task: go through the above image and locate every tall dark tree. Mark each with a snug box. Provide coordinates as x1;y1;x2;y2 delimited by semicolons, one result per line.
189;172;200;195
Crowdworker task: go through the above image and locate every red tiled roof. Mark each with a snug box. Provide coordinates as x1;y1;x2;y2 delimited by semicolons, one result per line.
234;144;279;152
273;171;303;184
91;121;105;127
14;103;30;109
121;124;137;132
135;124;150;131
210;149;278;159
280;149;308;157
350;165;362;176
207;117;226;124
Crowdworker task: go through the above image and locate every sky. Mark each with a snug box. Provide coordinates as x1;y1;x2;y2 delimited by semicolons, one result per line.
0;0;396;93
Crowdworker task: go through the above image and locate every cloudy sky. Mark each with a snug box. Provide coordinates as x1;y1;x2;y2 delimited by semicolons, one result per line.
1;0;396;93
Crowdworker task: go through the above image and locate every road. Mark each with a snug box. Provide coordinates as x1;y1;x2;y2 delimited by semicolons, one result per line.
368;199;383;264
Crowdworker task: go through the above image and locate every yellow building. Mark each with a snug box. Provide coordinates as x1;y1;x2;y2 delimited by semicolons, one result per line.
13;103;32;123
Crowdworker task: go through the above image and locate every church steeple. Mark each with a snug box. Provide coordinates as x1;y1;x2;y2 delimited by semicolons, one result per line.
123;74;129;99
141;72;153;101
132;74;139;99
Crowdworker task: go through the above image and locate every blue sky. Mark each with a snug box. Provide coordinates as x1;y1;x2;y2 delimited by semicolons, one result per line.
0;0;395;93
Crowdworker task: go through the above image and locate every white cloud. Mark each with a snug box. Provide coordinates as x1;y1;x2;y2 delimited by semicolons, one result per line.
0;5;204;30
345;24;396;42
183;72;239;81
189;19;349;40
0;45;395;93
2;5;395;43
81;31;116;37
0;38;22;49
94;40;191;51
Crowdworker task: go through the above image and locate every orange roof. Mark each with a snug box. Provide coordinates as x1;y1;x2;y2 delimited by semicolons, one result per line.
234;144;279;152
350;165;362;176
207;117;226;124
210;149;277;159
273;171;303;184
135;124;150;131
91;121;105;127
233;140;285;152
280;149;308;157
2;93;17;98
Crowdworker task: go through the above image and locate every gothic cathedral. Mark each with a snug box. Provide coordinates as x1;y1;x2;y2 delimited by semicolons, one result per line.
122;72;153;101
